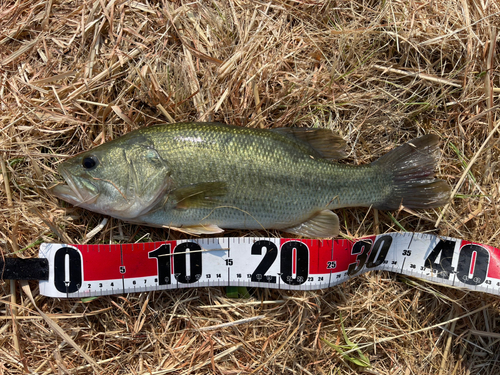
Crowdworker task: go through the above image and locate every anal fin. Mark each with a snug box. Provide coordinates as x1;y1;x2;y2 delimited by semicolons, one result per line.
283;210;339;238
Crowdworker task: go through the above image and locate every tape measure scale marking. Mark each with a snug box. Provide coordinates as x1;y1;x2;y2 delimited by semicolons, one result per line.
38;232;500;298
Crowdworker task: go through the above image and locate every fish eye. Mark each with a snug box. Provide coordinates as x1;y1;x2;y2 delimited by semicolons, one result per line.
82;155;98;170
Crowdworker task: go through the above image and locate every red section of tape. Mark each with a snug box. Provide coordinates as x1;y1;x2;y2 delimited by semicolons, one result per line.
276;238;375;275
278;238;333;275
309;240;332;274
122;242;169;278
77;244;122;281
332;236;376;273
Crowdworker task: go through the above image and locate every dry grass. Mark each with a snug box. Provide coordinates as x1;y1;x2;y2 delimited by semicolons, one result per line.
1;0;500;373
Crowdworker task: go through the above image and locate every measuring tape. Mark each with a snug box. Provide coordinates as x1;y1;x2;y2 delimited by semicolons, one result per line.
31;232;500;298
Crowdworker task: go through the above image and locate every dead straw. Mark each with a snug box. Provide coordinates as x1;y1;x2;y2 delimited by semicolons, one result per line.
435;119;500;227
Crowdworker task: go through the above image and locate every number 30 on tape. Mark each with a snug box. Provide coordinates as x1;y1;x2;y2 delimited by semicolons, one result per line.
38;232;500;298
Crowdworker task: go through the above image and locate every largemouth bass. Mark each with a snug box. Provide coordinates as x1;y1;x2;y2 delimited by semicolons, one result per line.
52;122;450;238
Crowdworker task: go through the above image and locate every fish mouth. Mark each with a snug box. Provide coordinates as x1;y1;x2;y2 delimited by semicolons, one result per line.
51;169;99;207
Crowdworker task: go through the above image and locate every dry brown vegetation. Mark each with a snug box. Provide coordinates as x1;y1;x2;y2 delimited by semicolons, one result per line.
1;0;500;374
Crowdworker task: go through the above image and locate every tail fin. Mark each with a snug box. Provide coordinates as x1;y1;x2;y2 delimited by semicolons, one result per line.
373;135;450;210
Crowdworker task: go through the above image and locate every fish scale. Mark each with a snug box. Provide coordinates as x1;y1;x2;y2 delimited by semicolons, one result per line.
141;124;362;227
52;122;450;237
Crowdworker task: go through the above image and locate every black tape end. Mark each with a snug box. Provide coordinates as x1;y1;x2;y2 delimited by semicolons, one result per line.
0;258;49;281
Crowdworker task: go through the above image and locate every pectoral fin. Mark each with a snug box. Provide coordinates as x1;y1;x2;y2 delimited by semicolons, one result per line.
283;210;339;238
172;182;228;210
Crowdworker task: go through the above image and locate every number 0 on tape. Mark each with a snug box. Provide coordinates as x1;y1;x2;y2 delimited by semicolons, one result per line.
38;232;500;298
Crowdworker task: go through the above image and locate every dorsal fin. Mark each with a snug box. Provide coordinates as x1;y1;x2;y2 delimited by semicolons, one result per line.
271;128;347;160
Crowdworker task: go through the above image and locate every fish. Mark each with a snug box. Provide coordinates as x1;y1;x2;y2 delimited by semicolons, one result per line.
52;122;450;238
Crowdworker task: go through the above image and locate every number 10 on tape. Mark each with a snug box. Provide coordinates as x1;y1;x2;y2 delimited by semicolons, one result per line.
38;233;500;298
